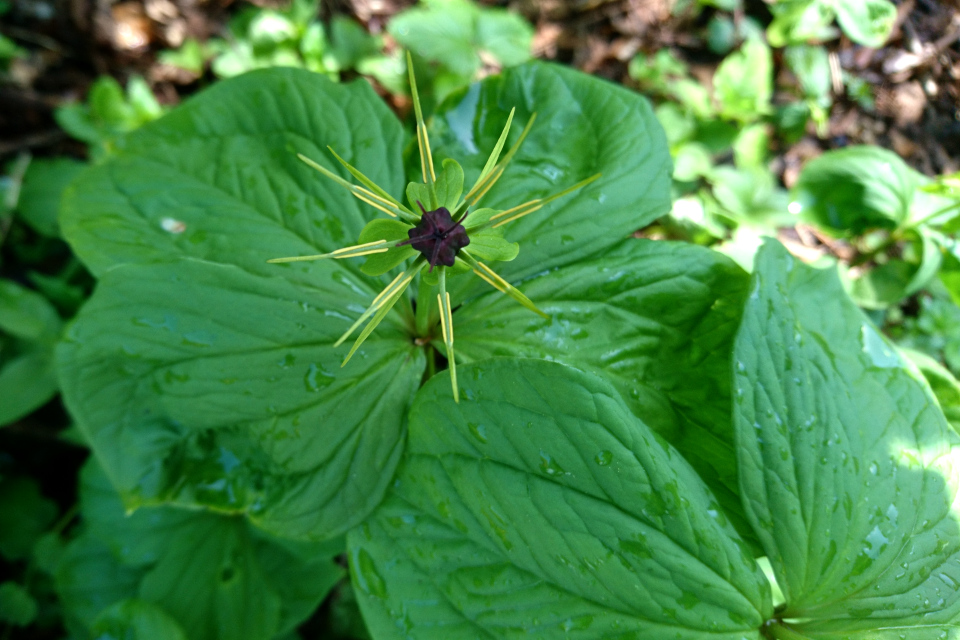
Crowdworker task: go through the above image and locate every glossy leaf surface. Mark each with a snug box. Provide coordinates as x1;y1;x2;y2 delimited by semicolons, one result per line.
58;257;423;540
57;460;343;640
792;146;919;236
90;600;188;640
735;240;960;636
453;239;753;541
61;68;406;281
350;358;771;639
56;68;425;540
428;61;671;301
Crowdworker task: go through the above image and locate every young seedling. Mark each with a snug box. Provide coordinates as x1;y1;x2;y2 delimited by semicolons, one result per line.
269;51;600;401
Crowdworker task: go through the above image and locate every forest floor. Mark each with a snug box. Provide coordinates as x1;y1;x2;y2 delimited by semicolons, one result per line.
2;0;958;176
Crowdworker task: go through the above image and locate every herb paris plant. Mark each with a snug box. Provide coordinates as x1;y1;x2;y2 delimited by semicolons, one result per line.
52;57;960;638
57;62;670;541
269;53;599;400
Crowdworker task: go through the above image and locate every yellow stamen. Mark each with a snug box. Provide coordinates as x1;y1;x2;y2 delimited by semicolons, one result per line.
460;113;536;211
437;280;458;402
355;186;403;213
408;52;435;186
491;174;602;229
342;248;389;258
423;129;436;183
489;199;541;222
469;259;548;319
352;193;398;218
371;272;405;308
468;166;505;207
491;206;542;227
339;260;423;365
437;294;450;343
473;269;503;292
332;239;387;255
334;271;416;348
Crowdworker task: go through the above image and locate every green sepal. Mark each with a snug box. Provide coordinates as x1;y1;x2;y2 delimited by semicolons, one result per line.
357;219;416;276
433;158;463;210
462;207;498;229
464;226;519;263
406;181;436;212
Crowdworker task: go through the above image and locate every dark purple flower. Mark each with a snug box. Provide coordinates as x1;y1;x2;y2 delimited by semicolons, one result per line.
399;204;470;271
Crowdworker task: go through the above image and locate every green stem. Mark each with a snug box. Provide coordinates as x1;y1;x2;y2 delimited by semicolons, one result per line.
415;276;436;338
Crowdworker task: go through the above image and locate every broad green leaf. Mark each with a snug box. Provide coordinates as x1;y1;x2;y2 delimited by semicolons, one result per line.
669;78;714;119
846;229;941;310
57;69;421;539
735;240;960;636
474;8;534;67
57;257;424;540
158;38;208;75
709;166;791;229
0;476;57;561
713;38;772;123
390;0;479;78
784;45;831;104
706;14;763;54
453;239;756;546
766;0;837;47
0;278;61;423
429;61;671;300
90;600;188;640
389;0;532;78
58;459;343;640
60;68;407;284
902;348;960;434
732;124;770;169
328;15;381;71
0;279;61;343
656;103;696;146
0;350;58;427
792;146;918;235
17;157;86;237
350;358;771;638
0;581;38;627
56;535;142;637
834;0;896;48
673;142;713;181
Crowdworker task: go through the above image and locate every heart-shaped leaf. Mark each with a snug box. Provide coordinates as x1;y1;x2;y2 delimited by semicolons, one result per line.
349;358;771;638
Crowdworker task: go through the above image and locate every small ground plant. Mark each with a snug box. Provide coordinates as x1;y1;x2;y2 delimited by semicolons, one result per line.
37;46;960;639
